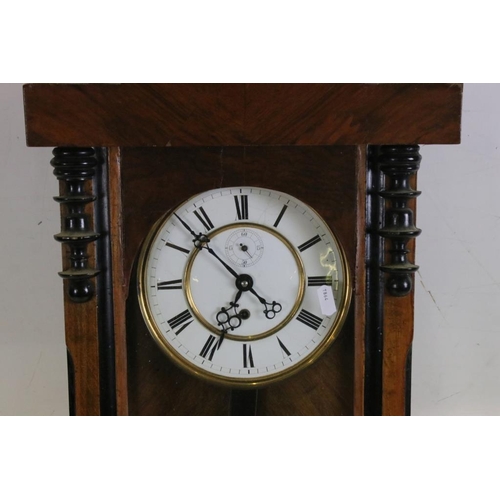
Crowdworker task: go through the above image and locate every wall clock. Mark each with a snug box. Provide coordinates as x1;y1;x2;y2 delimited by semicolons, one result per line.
22;84;463;416
137;186;351;387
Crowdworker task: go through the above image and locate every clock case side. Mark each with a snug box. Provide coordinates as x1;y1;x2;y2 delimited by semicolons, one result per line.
50;147;117;416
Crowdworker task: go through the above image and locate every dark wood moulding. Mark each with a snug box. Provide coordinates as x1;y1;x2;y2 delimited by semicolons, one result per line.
24;83;462;147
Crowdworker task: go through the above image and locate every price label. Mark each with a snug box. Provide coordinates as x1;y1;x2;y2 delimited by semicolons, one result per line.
317;285;337;316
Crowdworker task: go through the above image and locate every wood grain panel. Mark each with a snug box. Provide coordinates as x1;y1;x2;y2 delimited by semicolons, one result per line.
382;163;425;416
24;84;462;147
257;312;354;415
108;147;129;415
60;179;101;415
381;176;418;416
382;294;414;415
353;147;367;416
121;145;361;415
63;291;101;415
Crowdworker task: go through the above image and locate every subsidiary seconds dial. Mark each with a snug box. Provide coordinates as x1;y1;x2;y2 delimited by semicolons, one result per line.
137;187;351;388
225;227;264;268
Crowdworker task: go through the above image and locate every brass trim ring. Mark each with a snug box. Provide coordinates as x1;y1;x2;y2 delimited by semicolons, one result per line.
184;222;306;341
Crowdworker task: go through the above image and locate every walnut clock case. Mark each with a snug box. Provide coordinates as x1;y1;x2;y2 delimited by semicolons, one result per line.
23;84;463;416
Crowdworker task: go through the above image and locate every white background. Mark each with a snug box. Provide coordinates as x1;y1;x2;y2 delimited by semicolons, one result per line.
412;84;500;415
1;3;499;498
0;83;498;416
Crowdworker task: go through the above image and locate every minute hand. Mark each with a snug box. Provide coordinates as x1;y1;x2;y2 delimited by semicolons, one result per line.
203;245;239;279
174;212;210;247
202;243;281;319
173;212;198;238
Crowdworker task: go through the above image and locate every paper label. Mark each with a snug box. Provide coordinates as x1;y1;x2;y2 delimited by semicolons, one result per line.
317;285;337;316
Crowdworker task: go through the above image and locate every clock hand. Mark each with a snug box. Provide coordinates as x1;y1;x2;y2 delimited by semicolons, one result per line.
239;243;253;260
204;243;283;320
248;288;282;320
216;289;243;348
197;238;282;321
173;212;210;247
203;244;240;279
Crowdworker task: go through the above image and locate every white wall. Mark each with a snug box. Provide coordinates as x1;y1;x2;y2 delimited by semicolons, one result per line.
0;83;68;415
0;83;498;415
412;84;500;415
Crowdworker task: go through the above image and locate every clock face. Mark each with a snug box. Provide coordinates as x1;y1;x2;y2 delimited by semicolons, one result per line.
138;187;351;387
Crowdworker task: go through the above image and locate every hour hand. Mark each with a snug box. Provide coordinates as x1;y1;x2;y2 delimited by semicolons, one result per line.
248;288;282;319
216;290;242;348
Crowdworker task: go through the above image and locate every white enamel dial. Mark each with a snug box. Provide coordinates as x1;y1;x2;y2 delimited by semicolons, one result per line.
138;186;351;387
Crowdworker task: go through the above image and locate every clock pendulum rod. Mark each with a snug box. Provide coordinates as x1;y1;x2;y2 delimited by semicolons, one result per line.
230;389;258;416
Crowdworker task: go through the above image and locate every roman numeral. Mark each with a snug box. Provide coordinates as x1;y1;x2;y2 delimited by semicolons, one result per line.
157;279;183;290
273;204;288;227
167;309;193;335
243;344;254;368
193;206;214;231
307;276;333;287
277;337;291;357
200;335;218;361
234;195;249;220
298;235;322;252
296;309;323;330
165;241;190;254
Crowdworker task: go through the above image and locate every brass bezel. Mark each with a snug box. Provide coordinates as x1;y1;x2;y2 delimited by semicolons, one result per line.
184;222;305;341
137;188;352;389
